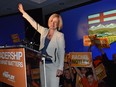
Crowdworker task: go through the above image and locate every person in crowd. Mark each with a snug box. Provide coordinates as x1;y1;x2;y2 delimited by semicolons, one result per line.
97;47;116;87
76;67;89;87
98;80;109;87
63;56;77;87
18;3;65;87
63;68;75;87
63;67;77;87
75;64;98;87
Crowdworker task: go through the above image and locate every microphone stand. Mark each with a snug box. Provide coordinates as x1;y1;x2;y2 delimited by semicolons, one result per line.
29;23;38;49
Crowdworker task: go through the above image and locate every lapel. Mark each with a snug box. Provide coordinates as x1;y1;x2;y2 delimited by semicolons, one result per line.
40;30;48;50
47;30;57;49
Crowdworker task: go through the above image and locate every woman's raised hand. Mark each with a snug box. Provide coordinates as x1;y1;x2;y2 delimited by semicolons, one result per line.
18;3;25;14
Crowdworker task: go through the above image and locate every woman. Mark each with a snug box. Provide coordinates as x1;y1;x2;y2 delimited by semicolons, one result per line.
18;3;65;87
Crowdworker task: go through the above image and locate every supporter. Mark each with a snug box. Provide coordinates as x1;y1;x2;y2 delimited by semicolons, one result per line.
76;67;89;87
63;58;77;87
98;47;116;87
75;64;98;87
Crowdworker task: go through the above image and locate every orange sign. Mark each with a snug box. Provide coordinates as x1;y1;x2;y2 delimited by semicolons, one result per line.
11;34;20;43
95;37;110;48
95;63;107;81
0;48;27;87
83;35;96;46
83;35;110;48
64;53;70;62
69;52;92;67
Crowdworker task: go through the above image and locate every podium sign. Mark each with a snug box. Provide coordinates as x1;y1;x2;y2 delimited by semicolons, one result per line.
0;47;26;87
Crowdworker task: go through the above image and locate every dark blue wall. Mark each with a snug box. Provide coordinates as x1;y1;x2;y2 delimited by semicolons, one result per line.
61;0;116;60
0;14;25;46
0;8;43;51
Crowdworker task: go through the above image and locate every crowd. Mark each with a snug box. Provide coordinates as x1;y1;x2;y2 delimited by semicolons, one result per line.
60;45;116;87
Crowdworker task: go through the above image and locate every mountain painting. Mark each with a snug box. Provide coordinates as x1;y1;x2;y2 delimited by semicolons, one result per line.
88;9;116;44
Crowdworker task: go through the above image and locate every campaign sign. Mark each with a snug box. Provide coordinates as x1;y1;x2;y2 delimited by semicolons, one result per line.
83;35;110;48
95;63;107;81
95;37;110;48
83;35;96;46
69;52;92;67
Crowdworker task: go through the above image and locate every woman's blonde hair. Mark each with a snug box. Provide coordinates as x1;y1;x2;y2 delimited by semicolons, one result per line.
48;13;63;30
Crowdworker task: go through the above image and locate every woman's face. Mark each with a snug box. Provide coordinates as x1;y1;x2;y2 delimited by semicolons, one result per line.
49;17;59;30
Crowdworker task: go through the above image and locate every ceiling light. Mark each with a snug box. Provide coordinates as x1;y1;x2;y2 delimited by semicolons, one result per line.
30;0;47;4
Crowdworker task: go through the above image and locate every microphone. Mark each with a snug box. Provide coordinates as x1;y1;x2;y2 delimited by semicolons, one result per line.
31;22;38;43
29;23;39;48
22;23;39;49
31;31;37;42
21;26;29;45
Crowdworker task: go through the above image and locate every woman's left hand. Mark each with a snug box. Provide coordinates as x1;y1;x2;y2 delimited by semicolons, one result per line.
56;69;63;77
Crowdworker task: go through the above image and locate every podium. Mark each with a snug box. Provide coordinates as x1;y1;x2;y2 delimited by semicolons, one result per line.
0;45;41;87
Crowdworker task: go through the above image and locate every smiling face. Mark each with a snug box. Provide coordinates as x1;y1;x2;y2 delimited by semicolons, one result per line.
48;17;59;30
48;13;63;30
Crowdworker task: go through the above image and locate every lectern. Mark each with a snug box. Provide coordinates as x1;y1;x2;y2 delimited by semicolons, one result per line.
0;45;41;87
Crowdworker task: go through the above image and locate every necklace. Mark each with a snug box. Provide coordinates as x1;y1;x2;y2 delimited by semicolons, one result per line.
47;30;54;39
47;34;52;39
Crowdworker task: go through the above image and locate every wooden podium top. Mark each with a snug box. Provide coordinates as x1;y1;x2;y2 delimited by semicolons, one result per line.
0;45;41;59
0;45;40;53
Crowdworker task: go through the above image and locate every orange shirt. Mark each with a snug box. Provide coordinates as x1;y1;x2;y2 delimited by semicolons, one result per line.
81;77;98;87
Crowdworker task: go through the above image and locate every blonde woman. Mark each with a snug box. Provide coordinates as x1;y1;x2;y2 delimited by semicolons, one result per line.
18;3;65;87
